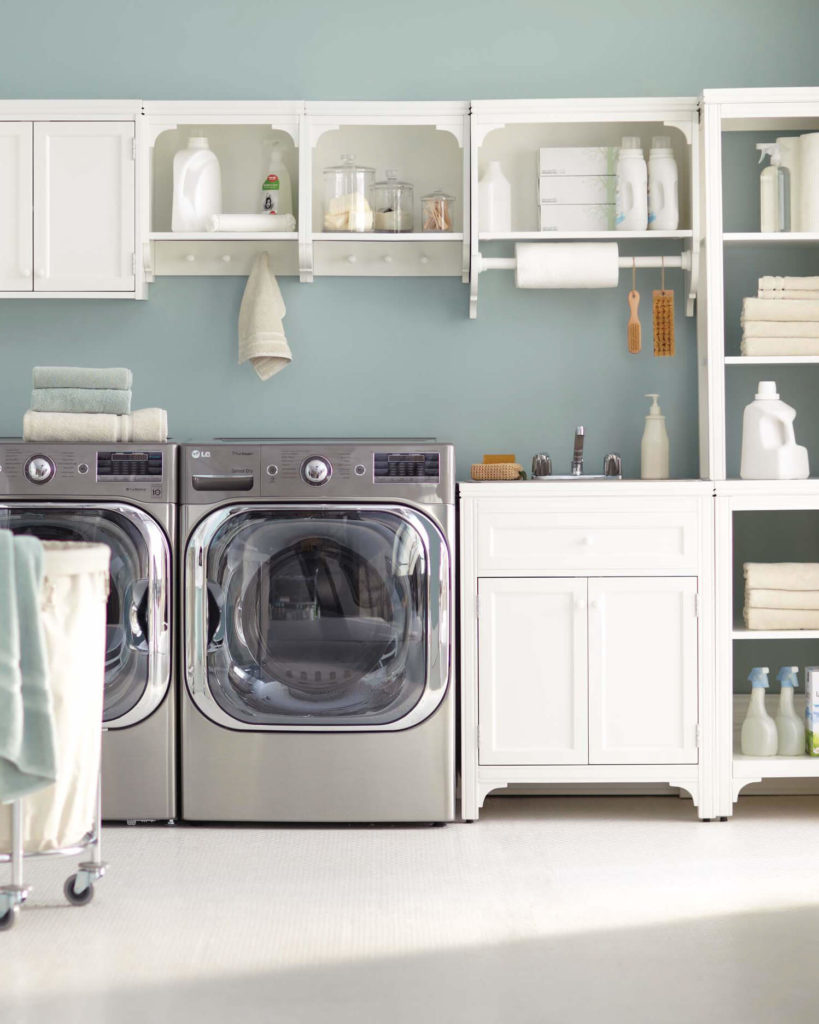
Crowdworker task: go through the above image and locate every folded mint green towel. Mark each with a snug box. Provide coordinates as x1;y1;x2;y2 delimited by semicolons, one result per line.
31;388;132;415
32;366;133;390
0;532;55;804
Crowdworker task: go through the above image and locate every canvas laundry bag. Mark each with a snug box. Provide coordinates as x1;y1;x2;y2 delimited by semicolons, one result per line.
0;542;110;853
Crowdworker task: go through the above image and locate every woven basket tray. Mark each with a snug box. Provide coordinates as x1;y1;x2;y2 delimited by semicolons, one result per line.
470;462;524;481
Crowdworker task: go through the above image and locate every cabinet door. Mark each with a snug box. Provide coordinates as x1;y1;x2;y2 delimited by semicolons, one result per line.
588;577;698;765
0;123;33;291
33;122;134;292
478;577;588;765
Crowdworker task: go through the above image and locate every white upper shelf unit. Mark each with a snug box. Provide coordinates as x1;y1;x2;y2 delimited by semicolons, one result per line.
468;97;700;319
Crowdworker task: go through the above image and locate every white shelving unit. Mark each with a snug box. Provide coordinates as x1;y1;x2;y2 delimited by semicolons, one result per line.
468;97;700;319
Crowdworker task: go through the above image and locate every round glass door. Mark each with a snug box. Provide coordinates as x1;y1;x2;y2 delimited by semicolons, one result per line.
195;508;445;728
0;505;169;723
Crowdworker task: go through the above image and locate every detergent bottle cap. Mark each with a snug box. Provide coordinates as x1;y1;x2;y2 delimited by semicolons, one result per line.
756;142;782;166
777;666;799;687
645;394;662;416
188;136;210;149
755;380;779;400
748;667;770;688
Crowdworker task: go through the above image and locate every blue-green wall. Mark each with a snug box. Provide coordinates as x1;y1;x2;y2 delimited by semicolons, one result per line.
1;0;817;478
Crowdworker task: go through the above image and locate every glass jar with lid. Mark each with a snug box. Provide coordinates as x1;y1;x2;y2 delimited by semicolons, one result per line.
421;188;455;232
370;170;414;233
323;154;375;232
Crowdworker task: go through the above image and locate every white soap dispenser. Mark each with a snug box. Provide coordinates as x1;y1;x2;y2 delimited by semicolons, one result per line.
741;667;778;756
775;666;806;756
640;393;669;479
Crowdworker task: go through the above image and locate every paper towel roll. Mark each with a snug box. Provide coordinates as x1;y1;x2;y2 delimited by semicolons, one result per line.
799;133;819;232
514;243;619;289
207;213;296;233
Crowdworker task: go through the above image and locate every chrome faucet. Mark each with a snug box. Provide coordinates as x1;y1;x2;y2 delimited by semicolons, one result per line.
571;426;585;476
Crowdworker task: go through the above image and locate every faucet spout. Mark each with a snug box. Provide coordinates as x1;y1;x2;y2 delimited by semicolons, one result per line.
571;426;585;476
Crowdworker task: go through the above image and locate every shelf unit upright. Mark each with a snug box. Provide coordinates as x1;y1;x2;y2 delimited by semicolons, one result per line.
468;97;701;319
702;88;819;815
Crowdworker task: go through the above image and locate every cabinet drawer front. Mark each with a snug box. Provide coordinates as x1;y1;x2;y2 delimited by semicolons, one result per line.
476;499;700;572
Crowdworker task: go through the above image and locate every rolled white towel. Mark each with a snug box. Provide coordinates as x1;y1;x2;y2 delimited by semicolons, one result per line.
742;297;819;322
744;562;819;591
746;588;819;610
23;409;168;443
744;607;819;630
743;320;819;337
208;213;296;233
741;337;819;356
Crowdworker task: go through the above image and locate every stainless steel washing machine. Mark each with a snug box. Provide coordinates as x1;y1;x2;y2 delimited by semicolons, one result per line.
0;442;177;822
179;439;455;823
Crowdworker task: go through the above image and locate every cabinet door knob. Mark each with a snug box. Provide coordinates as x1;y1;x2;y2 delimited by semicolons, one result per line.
581;535;594;546
34;268;45;279
346;255;357;264
184;253;196;263
576;599;587;610
590;599;600;610
20;267;31;278
419;255;430;265
382;254;393;264
221;254;231;263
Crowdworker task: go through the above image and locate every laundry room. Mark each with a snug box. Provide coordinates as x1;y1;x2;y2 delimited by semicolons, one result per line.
1;1;819;1021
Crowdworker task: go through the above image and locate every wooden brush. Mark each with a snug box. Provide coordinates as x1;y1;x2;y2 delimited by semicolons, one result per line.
627;261;641;353
653;259;675;357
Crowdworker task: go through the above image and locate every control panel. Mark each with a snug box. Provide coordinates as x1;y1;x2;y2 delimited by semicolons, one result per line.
97;451;163;481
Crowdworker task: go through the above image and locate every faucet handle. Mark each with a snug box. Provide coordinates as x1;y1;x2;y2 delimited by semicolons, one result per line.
603;452;622;478
532;453;552;478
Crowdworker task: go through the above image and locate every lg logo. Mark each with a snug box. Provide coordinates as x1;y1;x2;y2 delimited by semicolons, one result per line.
191;449;212;460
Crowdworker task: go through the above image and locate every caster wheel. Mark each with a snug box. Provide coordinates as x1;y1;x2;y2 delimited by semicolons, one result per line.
63;874;94;906
0;904;19;930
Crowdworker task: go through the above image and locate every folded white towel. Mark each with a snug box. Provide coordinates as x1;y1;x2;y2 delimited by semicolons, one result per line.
746;588;819;610
744;607;819;630
208;213;296;233
238;252;292;381
32;366;133;390
758;290;819;300
759;276;819;292
23;408;168;443
744;562;819;591
742;297;819;322
741;338;819;356
742;320;819;337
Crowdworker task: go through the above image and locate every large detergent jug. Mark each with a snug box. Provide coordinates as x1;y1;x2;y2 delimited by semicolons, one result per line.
740;381;809;480
172;137;221;232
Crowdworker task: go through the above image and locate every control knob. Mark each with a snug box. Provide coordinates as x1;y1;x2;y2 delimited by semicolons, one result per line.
25;455;55;485
302;456;332;485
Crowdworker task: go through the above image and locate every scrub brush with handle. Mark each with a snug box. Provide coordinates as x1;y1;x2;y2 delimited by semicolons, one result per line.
627;260;641;354
653;258;675;356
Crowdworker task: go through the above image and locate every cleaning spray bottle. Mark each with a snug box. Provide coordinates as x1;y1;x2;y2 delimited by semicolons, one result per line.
741;667;778;756
775;666;806;756
756;143;790;232
640;394;669;479
260;141;293;216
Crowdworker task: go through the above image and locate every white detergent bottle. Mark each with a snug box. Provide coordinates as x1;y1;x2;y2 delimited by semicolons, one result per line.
172;137;221;232
647;136;679;231
741;667;778;756
740;381;810;480
261;141;293;217
640;393;669;479
756;143;790;232
776;666;806;756
478;162;511;233
615;137;647;231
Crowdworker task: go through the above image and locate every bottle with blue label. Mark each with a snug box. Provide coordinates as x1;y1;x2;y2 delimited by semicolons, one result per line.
740;667;778;756
775;666;805;756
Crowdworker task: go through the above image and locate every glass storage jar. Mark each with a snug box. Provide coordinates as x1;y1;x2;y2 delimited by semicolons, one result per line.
323;154;375;232
370;170;414;233
421;188;455;232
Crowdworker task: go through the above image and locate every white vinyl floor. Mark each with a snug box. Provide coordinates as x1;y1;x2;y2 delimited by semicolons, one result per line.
4;794;819;1023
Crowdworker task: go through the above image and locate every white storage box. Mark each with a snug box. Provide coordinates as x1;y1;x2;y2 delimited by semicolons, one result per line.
538;146;618;177
0;542;110;853
539;205;616;231
538;175;616;205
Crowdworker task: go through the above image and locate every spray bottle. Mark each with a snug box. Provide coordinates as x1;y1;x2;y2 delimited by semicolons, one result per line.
640;394;669;479
741;667;778;756
775;666;806;756
756;143;791;232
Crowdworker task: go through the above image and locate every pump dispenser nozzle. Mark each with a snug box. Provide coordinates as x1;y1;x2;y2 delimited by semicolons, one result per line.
645;393;662;416
777;666;799;688
748;667;770;688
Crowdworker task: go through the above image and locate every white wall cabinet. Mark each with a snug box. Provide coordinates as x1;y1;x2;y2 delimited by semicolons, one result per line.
0;105;139;298
461;482;715;821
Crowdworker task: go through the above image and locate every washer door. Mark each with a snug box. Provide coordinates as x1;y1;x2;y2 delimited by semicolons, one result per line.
185;504;450;731
0;503;171;728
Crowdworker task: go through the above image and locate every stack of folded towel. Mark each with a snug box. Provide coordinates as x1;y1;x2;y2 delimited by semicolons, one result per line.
23;367;168;442
741;277;819;356
744;562;819;629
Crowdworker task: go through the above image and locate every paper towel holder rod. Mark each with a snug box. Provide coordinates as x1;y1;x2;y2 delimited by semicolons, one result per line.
475;252;691;274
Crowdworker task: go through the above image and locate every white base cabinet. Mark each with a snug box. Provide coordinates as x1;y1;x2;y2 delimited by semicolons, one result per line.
460;482;715;820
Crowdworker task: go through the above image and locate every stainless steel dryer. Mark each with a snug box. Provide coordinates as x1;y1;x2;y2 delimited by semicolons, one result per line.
180;439;455;823
0;442;177;822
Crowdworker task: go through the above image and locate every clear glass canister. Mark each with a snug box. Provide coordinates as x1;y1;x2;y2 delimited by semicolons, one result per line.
370;170;414;233
323;154;375;232
421;188;455;232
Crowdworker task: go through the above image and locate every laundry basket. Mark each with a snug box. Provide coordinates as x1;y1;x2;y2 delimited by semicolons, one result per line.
0;542;110;854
